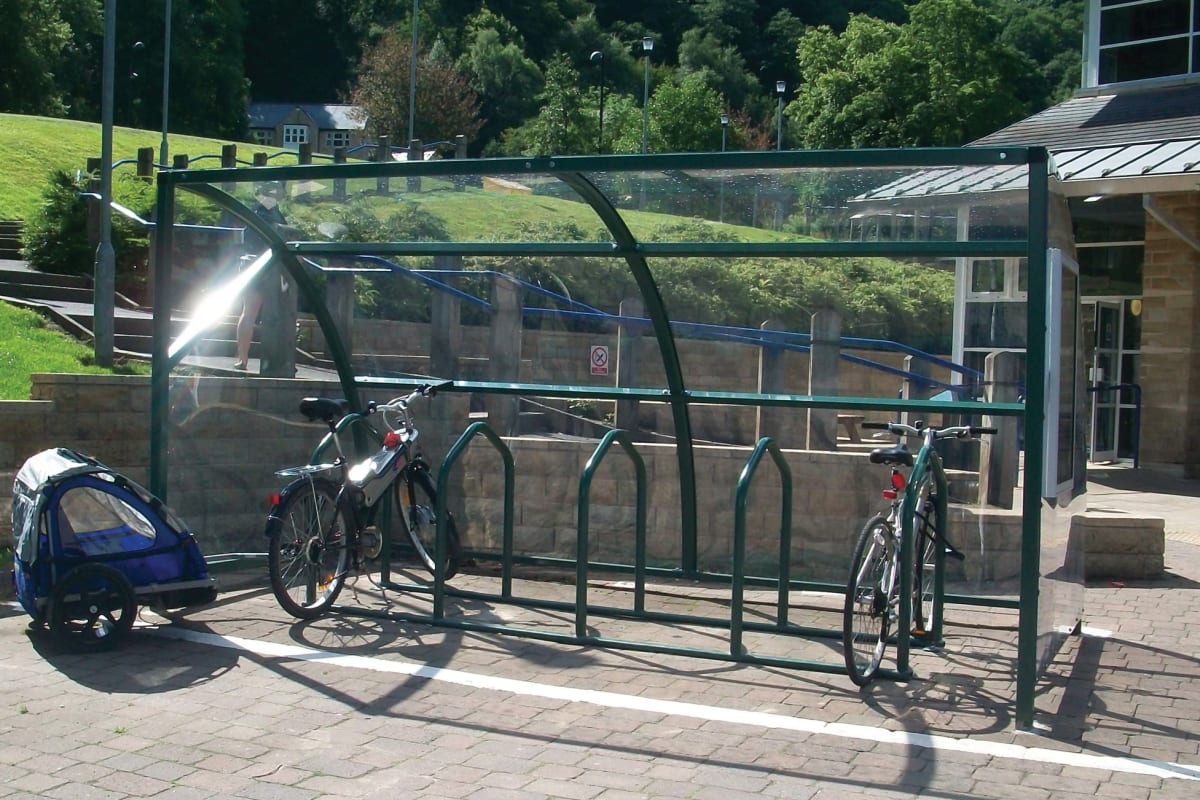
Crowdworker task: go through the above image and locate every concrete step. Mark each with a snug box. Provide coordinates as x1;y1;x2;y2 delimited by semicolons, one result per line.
0;221;21;259
0;281;95;304
0;268;90;288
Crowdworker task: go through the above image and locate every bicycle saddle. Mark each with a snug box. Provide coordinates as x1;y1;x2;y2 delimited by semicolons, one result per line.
299;397;349;424
868;444;913;467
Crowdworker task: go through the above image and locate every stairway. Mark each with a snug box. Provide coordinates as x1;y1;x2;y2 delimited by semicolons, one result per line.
0;221;21;260
0;266;239;360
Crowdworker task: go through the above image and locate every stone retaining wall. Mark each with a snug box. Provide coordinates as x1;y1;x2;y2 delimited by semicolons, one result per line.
1;374;1153;590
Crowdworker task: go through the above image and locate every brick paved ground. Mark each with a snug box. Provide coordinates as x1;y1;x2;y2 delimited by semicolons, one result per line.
3;471;1199;799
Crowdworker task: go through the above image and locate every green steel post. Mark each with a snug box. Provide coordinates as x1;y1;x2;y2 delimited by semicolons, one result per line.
1016;149;1051;730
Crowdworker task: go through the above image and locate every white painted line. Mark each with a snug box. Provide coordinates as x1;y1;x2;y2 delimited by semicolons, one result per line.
153;626;1200;782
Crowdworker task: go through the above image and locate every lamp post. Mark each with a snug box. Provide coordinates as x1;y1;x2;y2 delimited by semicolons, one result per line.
408;0;419;144
641;37;653;154
590;50;605;153
95;0;116;367
775;80;786;151
719;113;729;223
160;0;171;166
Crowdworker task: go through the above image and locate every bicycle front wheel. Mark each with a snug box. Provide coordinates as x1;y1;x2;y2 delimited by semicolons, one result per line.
912;487;938;639
394;468;462;580
267;478;351;619
843;514;897;686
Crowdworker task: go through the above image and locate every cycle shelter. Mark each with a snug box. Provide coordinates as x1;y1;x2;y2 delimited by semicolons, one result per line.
148;147;1085;729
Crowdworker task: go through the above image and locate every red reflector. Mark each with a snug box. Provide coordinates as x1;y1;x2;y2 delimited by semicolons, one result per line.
383;431;402;450
891;471;907;491
268;492;281;507
882;489;898;500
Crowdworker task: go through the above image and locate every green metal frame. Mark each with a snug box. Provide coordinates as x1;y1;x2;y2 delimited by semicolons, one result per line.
148;146;1053;727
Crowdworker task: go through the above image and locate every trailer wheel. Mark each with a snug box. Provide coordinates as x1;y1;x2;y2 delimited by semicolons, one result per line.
48;564;137;651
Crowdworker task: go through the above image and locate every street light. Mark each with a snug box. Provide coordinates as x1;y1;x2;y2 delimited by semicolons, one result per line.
160;0;171;166
719;113;729;223
96;0;116;367
590;50;605;153
641;37;653;154
775;80;786;151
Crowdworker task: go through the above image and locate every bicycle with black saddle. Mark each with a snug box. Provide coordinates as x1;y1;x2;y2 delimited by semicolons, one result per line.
265;381;463;619
842;418;995;686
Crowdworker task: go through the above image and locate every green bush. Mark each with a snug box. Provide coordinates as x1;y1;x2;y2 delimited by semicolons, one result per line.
22;169;153;301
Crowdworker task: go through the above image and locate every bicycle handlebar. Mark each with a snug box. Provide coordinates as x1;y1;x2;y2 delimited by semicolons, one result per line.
366;380;454;415
861;420;997;439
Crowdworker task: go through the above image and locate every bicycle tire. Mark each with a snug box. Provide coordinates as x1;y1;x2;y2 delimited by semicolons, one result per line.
267;478;351;619
394;468;463;580
843;514;896;686
911;485;938;639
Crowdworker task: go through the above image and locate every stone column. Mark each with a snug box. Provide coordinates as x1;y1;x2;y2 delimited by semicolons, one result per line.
978;351;1020;508
615;297;643;434
755;319;785;442
806;309;841;450
428;254;466;474
488;275;522;435
1139;191;1200;475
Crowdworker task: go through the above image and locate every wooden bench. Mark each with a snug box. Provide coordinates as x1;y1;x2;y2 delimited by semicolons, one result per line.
837;414;865;442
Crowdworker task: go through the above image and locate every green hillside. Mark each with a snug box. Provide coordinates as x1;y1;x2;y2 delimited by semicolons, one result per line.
0;113;292;221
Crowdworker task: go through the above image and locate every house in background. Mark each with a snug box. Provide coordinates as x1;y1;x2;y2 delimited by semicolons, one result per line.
246;102;366;155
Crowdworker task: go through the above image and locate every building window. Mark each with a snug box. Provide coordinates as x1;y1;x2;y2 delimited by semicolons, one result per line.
1089;0;1200;85
966;257;1027;300
250;129;273;146
324;130;352;149
282;124;308;147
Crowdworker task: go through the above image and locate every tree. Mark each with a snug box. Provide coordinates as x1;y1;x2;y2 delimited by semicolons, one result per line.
677;28;759;115
495;54;595;156
459;10;544;150
789;0;1035;148
613;73;725;154
352;27;483;145
0;0;99;117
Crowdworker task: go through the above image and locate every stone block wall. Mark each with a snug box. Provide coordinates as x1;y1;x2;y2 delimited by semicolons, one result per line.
1140;191;1200;476
4;374;1130;591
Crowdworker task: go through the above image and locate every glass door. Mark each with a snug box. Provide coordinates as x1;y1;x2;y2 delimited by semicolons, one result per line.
1089;300;1122;462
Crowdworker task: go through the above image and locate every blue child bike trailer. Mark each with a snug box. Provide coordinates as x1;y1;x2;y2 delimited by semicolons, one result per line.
11;448;216;650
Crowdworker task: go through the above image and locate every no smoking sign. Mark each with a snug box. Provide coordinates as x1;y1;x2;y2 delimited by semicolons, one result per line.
589;345;609;376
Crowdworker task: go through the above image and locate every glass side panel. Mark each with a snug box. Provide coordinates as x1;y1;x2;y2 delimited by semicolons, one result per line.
155;151;1044;595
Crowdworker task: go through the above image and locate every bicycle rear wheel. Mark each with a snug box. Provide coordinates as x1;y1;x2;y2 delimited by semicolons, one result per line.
843;514;896;686
394;468;463;580
267;478;351;619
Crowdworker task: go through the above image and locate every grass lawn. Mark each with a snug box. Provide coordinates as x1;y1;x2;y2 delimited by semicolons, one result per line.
0;302;146;400
0;113;291;221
